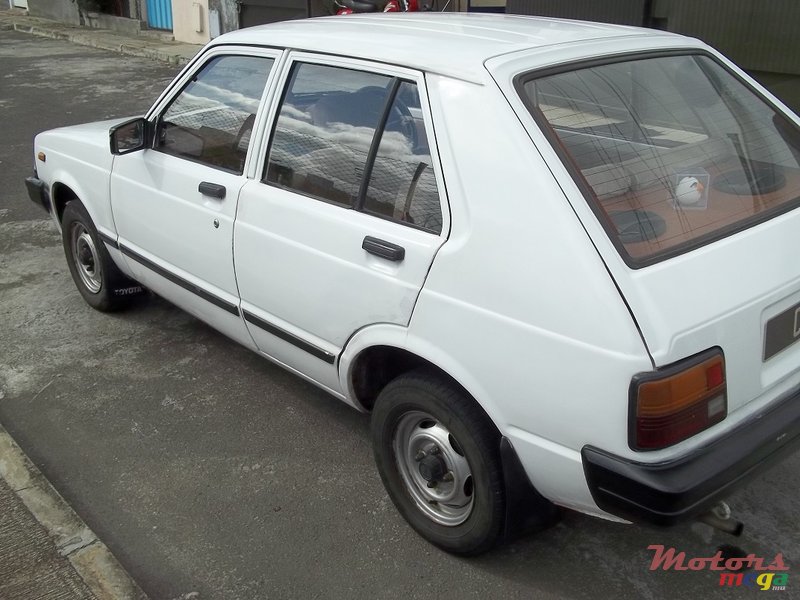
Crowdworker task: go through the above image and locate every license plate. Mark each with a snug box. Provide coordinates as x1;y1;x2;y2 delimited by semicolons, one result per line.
764;300;800;361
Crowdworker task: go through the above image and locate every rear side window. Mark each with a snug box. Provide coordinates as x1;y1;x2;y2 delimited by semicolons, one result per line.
265;62;442;234
519;54;800;266
266;63;392;207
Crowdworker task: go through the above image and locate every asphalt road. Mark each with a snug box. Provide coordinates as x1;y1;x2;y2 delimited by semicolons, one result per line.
1;31;798;600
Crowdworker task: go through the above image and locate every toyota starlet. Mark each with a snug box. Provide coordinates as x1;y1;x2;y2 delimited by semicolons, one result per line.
26;14;800;554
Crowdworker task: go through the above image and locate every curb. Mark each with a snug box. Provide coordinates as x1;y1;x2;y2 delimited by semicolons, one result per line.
0;425;149;600
3;17;199;65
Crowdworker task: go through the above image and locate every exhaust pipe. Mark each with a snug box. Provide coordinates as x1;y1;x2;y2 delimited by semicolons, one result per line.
699;501;744;536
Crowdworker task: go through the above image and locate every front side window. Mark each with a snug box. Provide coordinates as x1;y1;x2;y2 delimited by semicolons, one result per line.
157;55;274;174
519;54;800;266
265;62;442;233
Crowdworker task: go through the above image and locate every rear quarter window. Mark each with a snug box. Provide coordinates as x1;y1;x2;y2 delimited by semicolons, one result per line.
517;53;800;267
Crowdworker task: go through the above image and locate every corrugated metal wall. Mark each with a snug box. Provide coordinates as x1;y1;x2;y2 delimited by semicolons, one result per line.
507;0;646;26
652;0;800;75
506;0;800;76
146;0;173;30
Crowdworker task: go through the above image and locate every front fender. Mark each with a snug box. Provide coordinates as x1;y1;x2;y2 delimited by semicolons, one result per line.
34;120;125;237
45;168;103;232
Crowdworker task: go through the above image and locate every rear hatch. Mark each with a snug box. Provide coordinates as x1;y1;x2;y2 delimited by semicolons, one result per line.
503;47;800;422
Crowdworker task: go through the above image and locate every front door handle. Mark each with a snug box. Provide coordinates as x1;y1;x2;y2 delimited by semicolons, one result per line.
199;181;226;199
362;236;405;262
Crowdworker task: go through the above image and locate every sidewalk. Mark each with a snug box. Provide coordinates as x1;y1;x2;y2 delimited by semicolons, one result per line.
0;426;148;600
0;8;202;65
0;11;192;599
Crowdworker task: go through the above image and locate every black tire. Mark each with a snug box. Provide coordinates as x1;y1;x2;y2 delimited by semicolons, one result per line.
61;200;143;312
371;369;505;555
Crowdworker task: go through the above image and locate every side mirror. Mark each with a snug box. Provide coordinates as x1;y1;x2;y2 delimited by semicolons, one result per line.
110;117;150;155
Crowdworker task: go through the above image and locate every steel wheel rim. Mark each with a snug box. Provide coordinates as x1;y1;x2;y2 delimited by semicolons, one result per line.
393;410;474;526
70;223;102;294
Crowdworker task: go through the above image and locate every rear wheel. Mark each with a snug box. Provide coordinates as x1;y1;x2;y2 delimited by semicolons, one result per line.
372;370;505;555
61;200;143;312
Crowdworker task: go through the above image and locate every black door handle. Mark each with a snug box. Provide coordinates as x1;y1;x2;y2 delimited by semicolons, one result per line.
199;181;226;199
362;236;405;262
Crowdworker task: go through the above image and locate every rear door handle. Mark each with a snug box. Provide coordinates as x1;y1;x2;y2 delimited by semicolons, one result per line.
199;181;226;199
362;236;405;262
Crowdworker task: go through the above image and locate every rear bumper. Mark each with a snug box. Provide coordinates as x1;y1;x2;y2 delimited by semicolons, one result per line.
25;176;51;213
582;384;800;525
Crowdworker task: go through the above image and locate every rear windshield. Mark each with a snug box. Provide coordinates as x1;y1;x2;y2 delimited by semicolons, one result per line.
518;53;800;267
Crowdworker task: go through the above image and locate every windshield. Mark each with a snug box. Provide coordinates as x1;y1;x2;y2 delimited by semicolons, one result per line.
519;53;800;266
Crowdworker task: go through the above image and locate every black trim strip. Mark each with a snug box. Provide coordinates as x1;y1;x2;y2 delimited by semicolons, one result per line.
356;77;401;211
98;232;119;249
242;309;336;364
119;244;240;317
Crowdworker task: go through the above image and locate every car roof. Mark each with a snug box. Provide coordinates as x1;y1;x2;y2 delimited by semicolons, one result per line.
212;13;683;83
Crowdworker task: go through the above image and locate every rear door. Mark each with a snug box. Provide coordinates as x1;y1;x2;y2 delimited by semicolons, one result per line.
234;55;448;391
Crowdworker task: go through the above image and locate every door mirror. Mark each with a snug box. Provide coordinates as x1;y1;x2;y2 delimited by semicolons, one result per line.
110;117;150;155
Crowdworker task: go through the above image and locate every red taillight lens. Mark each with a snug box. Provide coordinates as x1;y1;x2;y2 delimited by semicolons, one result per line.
630;349;727;450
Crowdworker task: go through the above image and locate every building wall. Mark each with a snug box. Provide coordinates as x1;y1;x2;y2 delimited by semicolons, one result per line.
507;0;800;76
27;0;82;25
505;0;800;113
651;0;800;76
208;0;239;35
172;0;211;43
506;0;645;25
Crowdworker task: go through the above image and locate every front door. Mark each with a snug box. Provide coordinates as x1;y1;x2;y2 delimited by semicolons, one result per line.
111;49;278;346
234;56;448;391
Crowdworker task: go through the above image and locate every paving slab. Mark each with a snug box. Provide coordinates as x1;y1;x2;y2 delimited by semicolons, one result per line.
0;426;148;600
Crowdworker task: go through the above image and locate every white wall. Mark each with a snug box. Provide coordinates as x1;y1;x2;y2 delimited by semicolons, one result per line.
172;0;211;43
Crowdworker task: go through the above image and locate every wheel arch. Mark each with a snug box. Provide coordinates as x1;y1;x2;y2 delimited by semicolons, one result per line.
343;324;561;541
339;325;505;430
51;181;79;224
47;171;101;230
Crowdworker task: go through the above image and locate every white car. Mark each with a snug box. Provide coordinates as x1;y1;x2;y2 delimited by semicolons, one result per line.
26;14;800;555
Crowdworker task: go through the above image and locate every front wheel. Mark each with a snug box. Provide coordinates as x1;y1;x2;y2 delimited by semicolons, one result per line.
61;200;143;312
371;370;506;555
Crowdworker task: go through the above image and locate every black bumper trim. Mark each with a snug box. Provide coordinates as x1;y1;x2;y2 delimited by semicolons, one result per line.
25;177;51;213
582;384;800;525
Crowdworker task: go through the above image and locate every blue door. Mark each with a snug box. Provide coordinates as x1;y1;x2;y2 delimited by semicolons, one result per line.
146;0;173;30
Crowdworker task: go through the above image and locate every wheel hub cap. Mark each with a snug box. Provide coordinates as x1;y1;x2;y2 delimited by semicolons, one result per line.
393;411;474;526
70;223;102;294
418;453;446;483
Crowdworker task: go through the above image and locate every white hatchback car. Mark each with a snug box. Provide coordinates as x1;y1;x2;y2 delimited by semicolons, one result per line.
26;14;800;555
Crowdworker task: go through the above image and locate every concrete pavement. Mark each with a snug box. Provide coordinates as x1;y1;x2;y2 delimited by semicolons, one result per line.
0;9;180;598
0;8;201;65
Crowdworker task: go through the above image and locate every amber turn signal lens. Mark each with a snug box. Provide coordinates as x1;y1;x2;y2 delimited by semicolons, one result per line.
631;350;727;450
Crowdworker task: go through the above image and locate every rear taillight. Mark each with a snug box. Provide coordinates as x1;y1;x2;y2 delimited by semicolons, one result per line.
630;349;727;450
